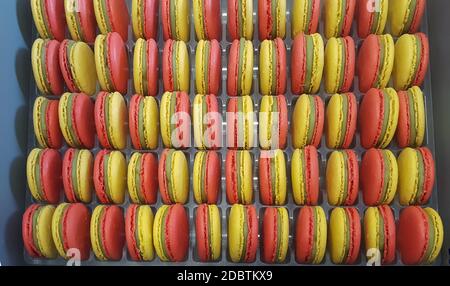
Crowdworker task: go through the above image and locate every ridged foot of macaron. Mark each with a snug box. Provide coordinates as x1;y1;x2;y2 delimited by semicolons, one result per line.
291;0;320;37
389;0;426;37
326;150;359;206
398;206;443;265
193;151;221;204
363;206;396;265
31;0;66;41
325;93;357;149
228;204;258;263
58;92;95;149
163;40;190;93
398;147;435;206
259;95;288;150
259;150;287;206
132;0;159;40
129;95;159;150
33;97;63;149
228;0;253;40
226;96;255;149
127;152;158;204
291;146;320;205
133;39;159;97
258;0;286;40
22;204;57;259
259;38;287;95
93;0;129;41
62;149;94;203
292;94;324;149
226;150;253;205
65;0;97;43
324;0;356;39
361;149;398;206
193;0;222;40
158;149;189;204
393;33;429;91
357;0;388;38
195;40;222;95
26;148;62;204
51;203;91;260
161;0;190;42
359;88;399;149
329;207;361;265
227;39;254;96
153;204;189;262
295;206;327;264
324;37;355;94
90;205;125;261
193;94;222;149
94;91;128;150
160;91;191;149
261;207;289;263
95;33;129;95
125;205;155;261
396;86;426;148
93;150;126;204
195;204;222;262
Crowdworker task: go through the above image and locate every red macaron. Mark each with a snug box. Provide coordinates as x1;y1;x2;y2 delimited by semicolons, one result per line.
195;0;222;40
96;0;130;42
128;152;159;204
193;151;221;204
196;39;222;95
32;0;66;41
67;0;97;43
34;97;63;149
33;39;64;96
133;0;159;40
62;148;93;203
134;39;159;96
258;0;284;40
22;204;56;258
261;207;289;263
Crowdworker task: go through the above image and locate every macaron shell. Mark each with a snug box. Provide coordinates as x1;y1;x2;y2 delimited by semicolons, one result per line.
193;0;222;40
326;150;359;206
324;37;355;94
193;94;221;149
225;150;253;204
357;0;388;38
227;0;254;40
125;205;154;261
195;204;221;261
133;39;159;96
324;0;356;39
132;0;159;40
292;94;324;149
158;149;189;204
161;0;190;41
94;0;130;41
31;0;66;41
329;207;361;264
65;0;97;43
259;150;287;206
295;206;327;264
129;95;159;150
226;96;254;149
33;97;63;149
228;204;258;262
262;207;289;263
162;40;191;92
325;93;357;149
291;146;320;205
195;40;221;95
193;151;221;204
227;39;254;96
291;0;320;37
258;0;286;40
396;87;426;148
259;38;287;95
389;0;426;37
62;149;93;203
259;95;288;150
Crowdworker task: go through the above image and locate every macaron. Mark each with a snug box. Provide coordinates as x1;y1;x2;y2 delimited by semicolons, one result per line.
62;148;94;204
324;37;355;94
31;0;65;41
59;39;97;96
133;38;159;97
261;207;289;263
357;34;395;93
193;151;221;204
31;39;64;96
195;39;222;95
27;148;62;204
259;150;287;206
22;204;57;259
132;0;159;40
33;96;62;149
94;91;128;150
90;205;125;261
398;206;443;265
93;0;129;41
125;205;155;261
396;86;426;148
158;149;189;204
153;204;189;262
393;33;429;91
95;33;129;95
326;150;359;206
228;204;258;263
127;152;158;205
226;150;253;205
292;94;324;149
357;0;388;38
51;203;91;260
329;207;361;264
129;94;159;150
162;40;190;93
259;95;288;150
291;33;324;95
228;0;253;40
291;146;320;205
324;0;356;39
389;0;426;37
65;0;97;43
360;149;398;206
259;38;287;95
58;92;96;149
227;39;254;96
193;94;222;149
161;0;190;42
258;0;286;40
291;0;320;37
398;147;435;206
93;150;126;204
160;91;191;149
226;96;254;149
193;0;222;40
195;204;222;262
359;88;399;149
326;93;357;149
363;205;396;265
295;206;327;264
